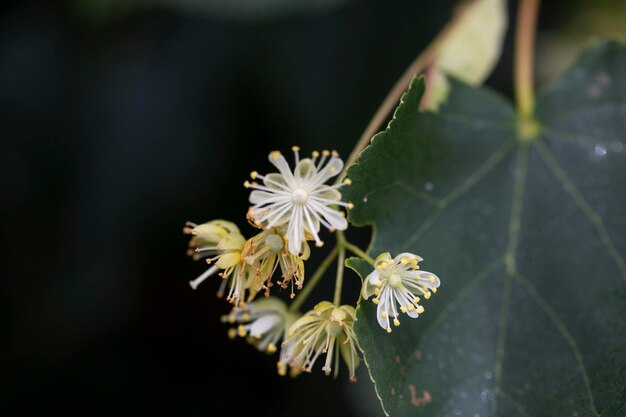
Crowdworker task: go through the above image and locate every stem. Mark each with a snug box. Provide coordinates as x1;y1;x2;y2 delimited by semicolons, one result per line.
290;246;339;312
332;230;348;305
514;0;540;119
343;241;375;266
343;52;434;171
333;246;346;306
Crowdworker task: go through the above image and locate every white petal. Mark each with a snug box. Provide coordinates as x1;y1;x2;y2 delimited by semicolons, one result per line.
268;152;297;187
393;252;422;264
250;190;277;205
367;271;381;286
313;157;344;186
295;158;317;180
248;314;280;337
376;290;390;330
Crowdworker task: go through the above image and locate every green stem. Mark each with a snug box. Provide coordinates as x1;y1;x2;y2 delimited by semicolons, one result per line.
343;241;375;266
514;0;540;119
290;246;339;312
333;245;346;306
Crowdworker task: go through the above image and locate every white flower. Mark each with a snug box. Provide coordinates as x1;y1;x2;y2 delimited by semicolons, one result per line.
245;147;352;256
361;252;441;333
278;301;359;381
223;297;299;354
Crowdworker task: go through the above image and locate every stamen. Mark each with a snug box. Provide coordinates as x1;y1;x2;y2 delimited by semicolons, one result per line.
292;146;300;164
189;265;219;290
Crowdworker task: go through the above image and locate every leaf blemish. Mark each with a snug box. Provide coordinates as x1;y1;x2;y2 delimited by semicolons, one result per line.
409;385;432;407
586;72;611;99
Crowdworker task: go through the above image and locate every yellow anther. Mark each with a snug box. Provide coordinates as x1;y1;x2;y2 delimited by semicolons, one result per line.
267;343;277;354
277;361;287;376
400;257;408;265
347;203;354;209
386;327;392;334
270;151;281;159
291;146;300;152
400;306;407;313
227;328;237;339
315;241;324;247
372;298;379;304
344;178;352;185
393;318;400;327
237;325;246;337
374;288;380;296
429;275;436;283
322;150;330;156
312;150;320;157
413;297;420;304
407;304;415;311
242;313;251;321
432;288;437;293
243;180;251;188
250;171;258;179
417;305;425;314
375;281;382;288
424;291;431;300
381;311;387;319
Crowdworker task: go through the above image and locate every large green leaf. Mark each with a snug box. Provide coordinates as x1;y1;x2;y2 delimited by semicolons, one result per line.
344;40;626;417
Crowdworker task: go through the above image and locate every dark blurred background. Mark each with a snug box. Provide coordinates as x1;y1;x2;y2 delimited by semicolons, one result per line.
1;0;623;415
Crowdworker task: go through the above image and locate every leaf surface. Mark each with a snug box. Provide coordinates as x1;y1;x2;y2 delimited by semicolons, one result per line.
345;41;626;417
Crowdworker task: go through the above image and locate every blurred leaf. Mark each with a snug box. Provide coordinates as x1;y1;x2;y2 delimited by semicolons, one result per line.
344;40;626;416
72;0;355;21
422;0;508;110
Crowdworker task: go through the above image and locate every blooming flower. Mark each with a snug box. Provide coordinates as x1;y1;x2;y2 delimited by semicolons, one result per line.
278;301;359;381
242;229;309;300
245;147;352;256
183;220;251;308
361;252;441;333
223;297;299;354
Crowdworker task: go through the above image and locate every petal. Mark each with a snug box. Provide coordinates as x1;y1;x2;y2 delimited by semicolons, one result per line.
376;291;390;330
248;314;280;337
216;252;241;269
318;206;347;231
250;190;277;205
217;233;246;250
393;252;423;265
268;152;297;186
263;173;290;191
367;270;381;286
314;188;341;202
295;158;317;180
421;271;441;288
314;156;344;185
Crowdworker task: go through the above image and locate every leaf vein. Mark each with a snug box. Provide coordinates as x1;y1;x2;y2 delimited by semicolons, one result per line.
494;144;530;415
516;273;600;417
402;138;516;248
535;140;626;283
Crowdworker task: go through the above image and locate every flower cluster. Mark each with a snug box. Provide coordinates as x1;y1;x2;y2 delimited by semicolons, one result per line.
182;147;442;381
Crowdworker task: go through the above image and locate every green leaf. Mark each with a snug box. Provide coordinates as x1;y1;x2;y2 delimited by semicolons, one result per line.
344;40;626;417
